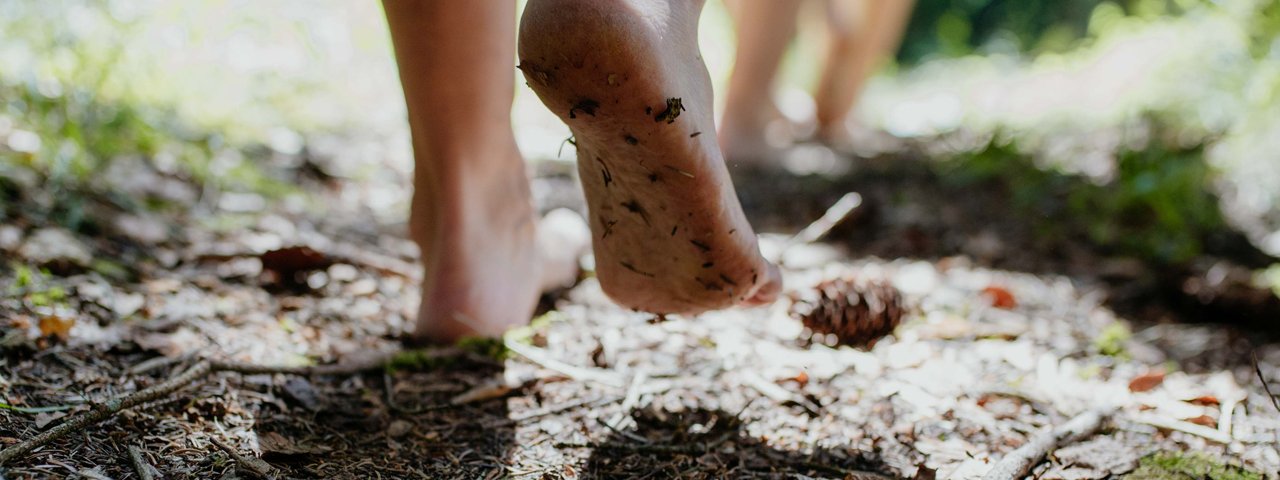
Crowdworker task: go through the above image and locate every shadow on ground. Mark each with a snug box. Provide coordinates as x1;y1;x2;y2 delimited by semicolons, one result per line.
578;407;892;479
249;359;514;478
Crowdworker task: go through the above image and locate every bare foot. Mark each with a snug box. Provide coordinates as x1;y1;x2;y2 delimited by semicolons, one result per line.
412;146;590;343
519;0;781;315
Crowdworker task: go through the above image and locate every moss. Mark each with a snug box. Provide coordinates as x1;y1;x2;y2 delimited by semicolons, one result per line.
386;348;462;372
1123;453;1263;480
1093;322;1132;359
386;336;511;373
456;336;510;361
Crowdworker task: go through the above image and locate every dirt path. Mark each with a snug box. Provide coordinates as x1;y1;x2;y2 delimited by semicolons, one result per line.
2;157;1278;479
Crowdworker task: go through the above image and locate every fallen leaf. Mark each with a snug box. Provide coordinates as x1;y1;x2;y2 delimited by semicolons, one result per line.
260;246;332;282
792;371;809;388
37;315;75;341
1128;370;1165;392
34;411;66;429
981;286;1017;309
1187;395;1219;406
18;228;92;272
1184;414;1216;427
778;371;809;388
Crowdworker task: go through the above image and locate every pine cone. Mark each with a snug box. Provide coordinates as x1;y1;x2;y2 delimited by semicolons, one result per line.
789;276;904;349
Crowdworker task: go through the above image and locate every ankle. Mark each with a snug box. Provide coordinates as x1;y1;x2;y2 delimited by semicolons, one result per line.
410;144;534;250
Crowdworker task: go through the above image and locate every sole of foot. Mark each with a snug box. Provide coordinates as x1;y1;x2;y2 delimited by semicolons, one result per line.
519;0;781;315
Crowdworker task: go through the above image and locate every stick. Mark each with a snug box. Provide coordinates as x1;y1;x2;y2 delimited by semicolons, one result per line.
0;348;454;466
1255;351;1279;413
982;408;1111;480
772;192;863;265
503;338;625;388
739;370;821;415
788;192;863;247
1130;413;1233;444
0;360;214;466
606;368;649;430
127;445;156;480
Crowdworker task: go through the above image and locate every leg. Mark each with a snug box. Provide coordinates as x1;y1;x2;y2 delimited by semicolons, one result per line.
813;0;914;143
717;0;804;165
519;0;782;314
384;1;541;343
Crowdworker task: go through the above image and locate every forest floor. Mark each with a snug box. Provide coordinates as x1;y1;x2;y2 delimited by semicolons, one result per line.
2;144;1279;479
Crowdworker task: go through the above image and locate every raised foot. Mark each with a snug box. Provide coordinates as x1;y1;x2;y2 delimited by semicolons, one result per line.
519;0;781;315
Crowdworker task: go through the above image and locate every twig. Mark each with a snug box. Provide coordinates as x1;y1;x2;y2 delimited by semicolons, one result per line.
739;370;821;415
606;368;649;430
0;360;214;466
1130;413;1233;444
773;192;863;265
556;435;725;455
127;445;156;480
503;338;625;388
488;395;621;429
1254;351;1279;413
0;348;455;466
209;436;276;479
982;408;1112;480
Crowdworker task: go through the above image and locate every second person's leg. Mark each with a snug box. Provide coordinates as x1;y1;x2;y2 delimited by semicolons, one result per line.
814;0;915;143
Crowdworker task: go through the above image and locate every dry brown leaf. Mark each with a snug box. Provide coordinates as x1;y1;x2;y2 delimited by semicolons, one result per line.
260;245;333;285
1128;370;1165;392
981;285;1018;309
37;315;74;341
792;371;809;388
34;411;67;429
1187;395;1219;406
1184;414;1216;427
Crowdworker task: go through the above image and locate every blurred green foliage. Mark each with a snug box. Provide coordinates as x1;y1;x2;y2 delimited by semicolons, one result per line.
897;0;1246;61
0;1;293;231
944;121;1227;265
